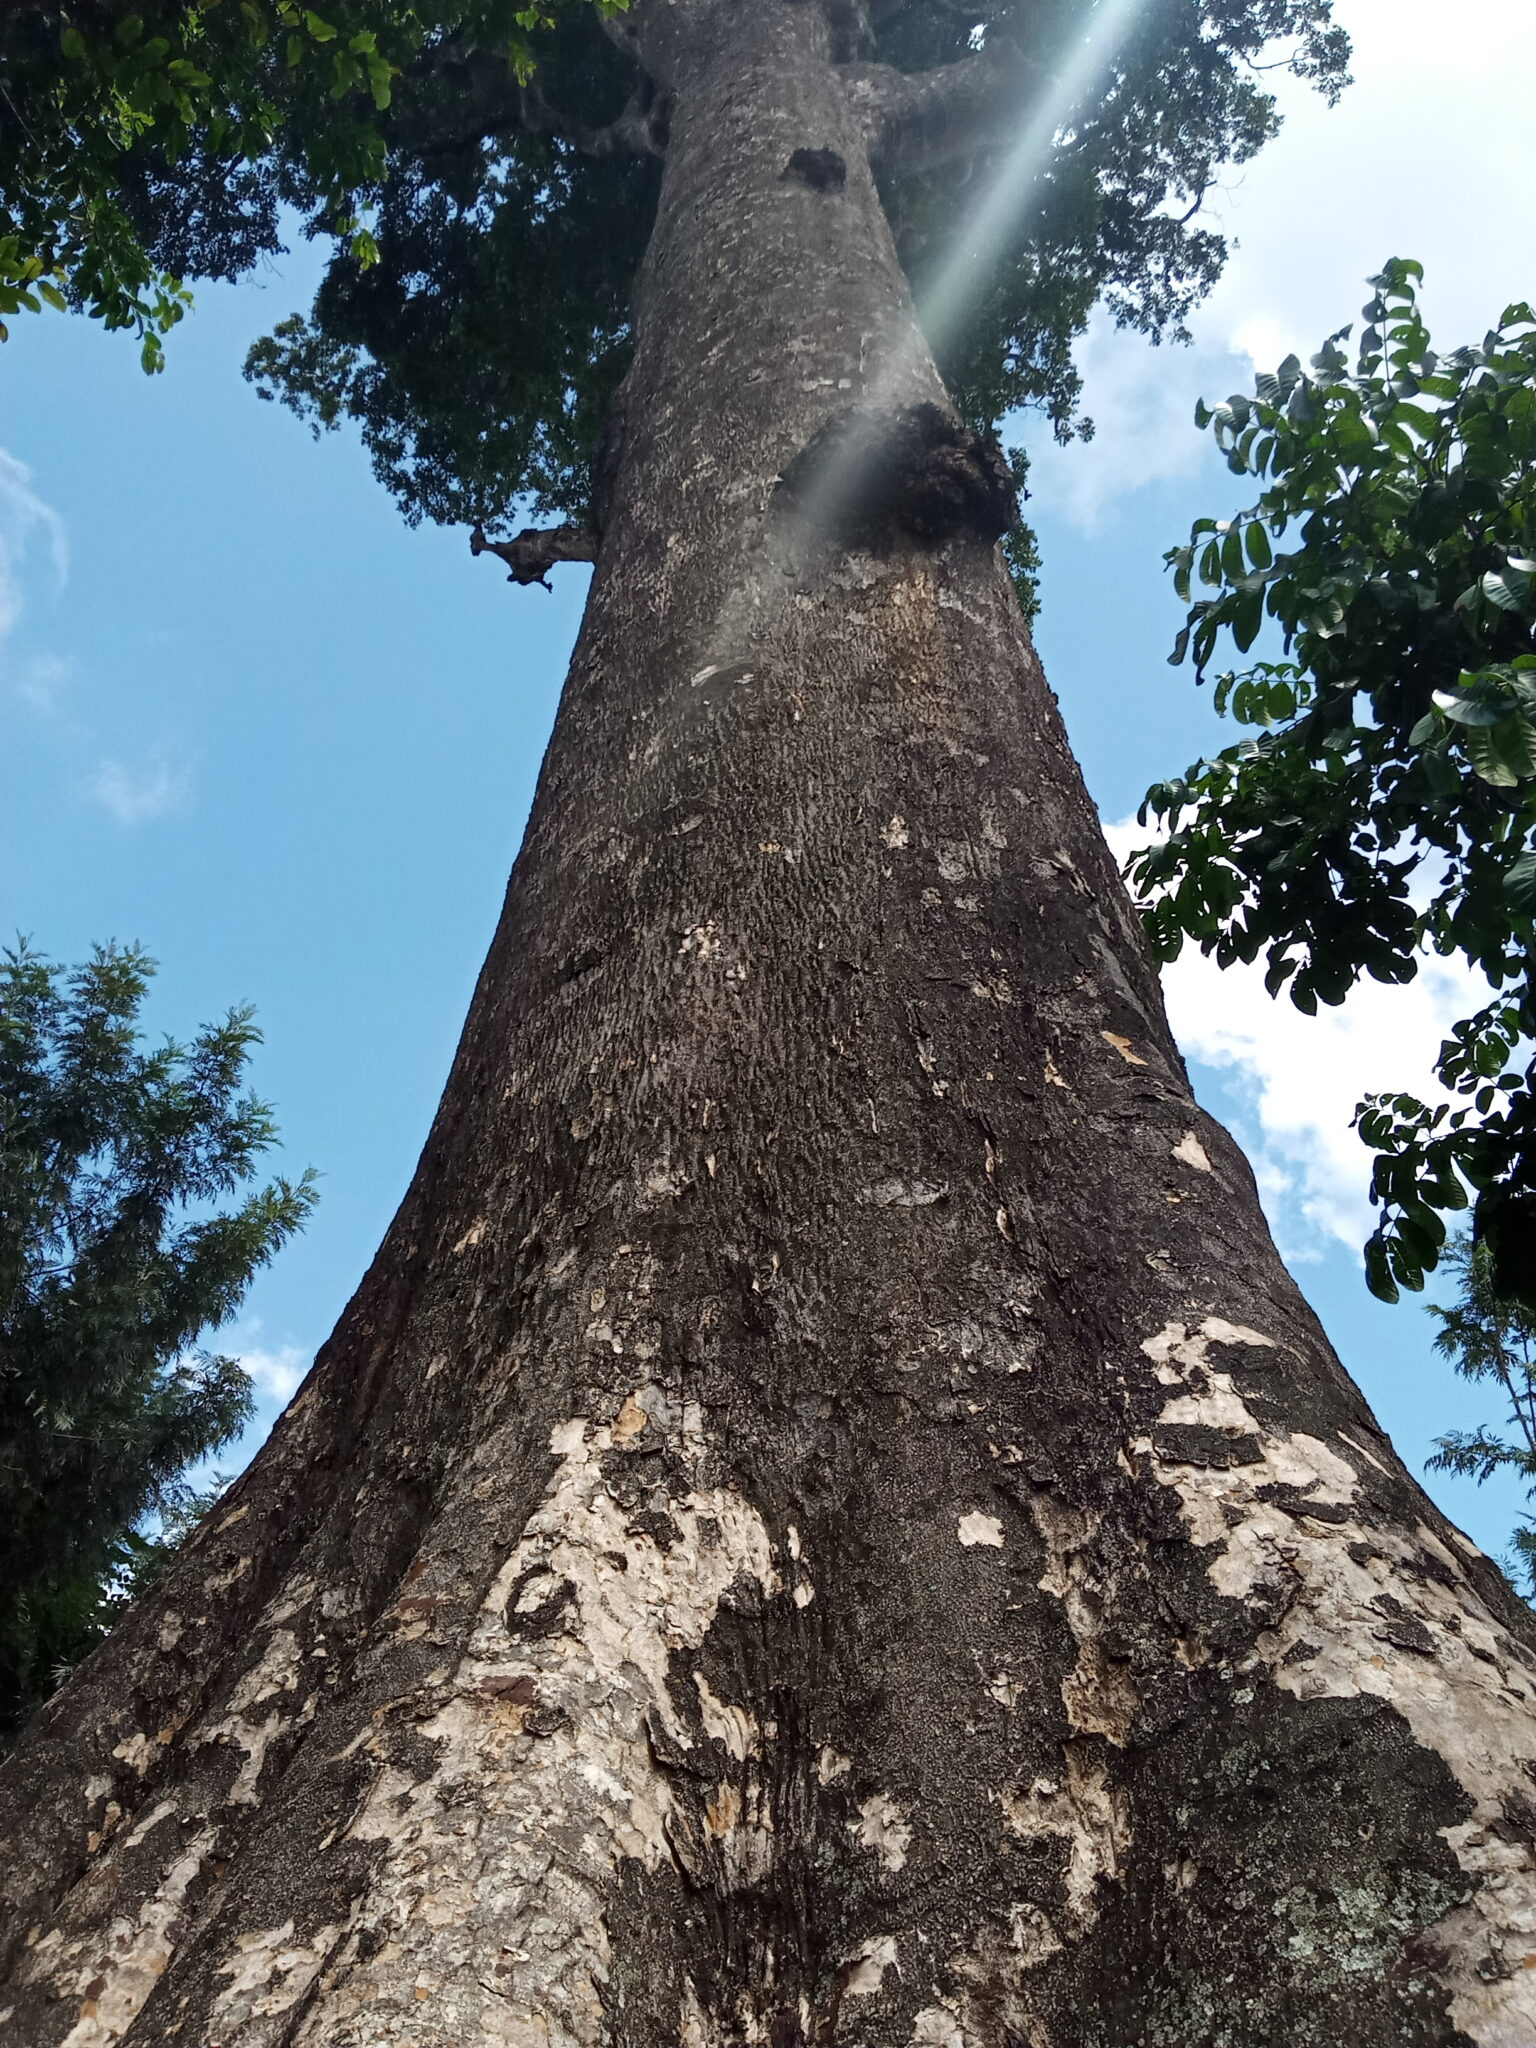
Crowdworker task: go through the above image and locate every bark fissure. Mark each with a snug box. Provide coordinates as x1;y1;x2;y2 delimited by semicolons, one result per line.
4;1;1536;2043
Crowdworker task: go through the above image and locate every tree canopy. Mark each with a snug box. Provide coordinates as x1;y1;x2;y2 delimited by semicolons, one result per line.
0;1;631;366
1134;263;1536;1308
241;0;1349;542
0;941;314;1738
3;2;1348;517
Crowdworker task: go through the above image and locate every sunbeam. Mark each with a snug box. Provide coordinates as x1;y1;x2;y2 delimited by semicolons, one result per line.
914;0;1149;367
773;0;1150;558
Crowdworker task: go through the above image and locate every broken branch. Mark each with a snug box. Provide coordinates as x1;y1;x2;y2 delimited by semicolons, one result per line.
470;523;599;590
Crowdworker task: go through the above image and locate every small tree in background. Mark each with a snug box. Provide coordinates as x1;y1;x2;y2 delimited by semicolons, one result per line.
0;941;314;1739
1427;1231;1536;1595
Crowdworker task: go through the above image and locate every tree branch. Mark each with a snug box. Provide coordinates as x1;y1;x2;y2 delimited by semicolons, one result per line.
403;43;665;163
470;523;597;590
518;73;668;160
840;41;1038;181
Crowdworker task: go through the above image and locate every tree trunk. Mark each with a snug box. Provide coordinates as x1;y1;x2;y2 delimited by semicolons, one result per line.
5;5;1536;2043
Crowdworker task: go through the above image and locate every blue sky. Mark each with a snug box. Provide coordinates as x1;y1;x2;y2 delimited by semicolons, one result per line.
3;0;1534;1561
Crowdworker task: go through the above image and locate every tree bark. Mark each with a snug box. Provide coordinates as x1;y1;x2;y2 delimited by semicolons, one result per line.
5;3;1536;2044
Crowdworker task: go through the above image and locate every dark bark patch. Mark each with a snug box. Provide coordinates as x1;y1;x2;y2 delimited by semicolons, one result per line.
1282;1636;1322;1666
773;401;1016;552
1371;1594;1438;1656
558;946;605;987
626;1507;680;1551
1401;1543;1461;1590
481;1672;537;1703
1151;1422;1265;1469
1067;1684;1474;2044
1256;1480;1351;1523
1496;1791;1536;1844
782;146;846;190
500;1570;576;1640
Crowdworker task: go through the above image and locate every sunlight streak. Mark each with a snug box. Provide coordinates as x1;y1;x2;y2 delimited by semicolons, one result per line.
914;0;1149;368
774;0;1149;556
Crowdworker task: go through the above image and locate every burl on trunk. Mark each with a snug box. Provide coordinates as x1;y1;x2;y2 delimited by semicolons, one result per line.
3;4;1535;2044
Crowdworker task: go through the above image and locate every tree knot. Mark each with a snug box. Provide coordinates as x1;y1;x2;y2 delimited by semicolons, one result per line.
773;402;1016;552
782;147;846;191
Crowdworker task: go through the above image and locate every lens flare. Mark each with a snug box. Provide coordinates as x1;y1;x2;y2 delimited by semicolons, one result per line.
777;0;1149;556
914;0;1149;368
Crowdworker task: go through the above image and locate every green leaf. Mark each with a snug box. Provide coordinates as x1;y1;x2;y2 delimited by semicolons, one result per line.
1483;567;1534;616
1433;688;1503;728
1507;851;1536;913
1465;724;1520;786
1490;713;1536;779
1364;1235;1400;1305
1232;587;1264;654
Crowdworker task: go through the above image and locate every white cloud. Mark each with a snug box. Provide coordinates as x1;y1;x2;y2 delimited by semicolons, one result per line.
16;650;72;712
1027;326;1249;526
87;755;190;824
0;446;68;647
1027;0;1536;526
239;1344;310;1404
1102;819;1481;1257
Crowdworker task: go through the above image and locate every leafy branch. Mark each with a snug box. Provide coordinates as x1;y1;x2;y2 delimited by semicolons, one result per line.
1131;262;1536;1305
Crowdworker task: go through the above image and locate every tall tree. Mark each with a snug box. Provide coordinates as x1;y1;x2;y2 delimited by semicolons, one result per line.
1427;1232;1536;1597
0;942;314;1742
5;6;1536;2044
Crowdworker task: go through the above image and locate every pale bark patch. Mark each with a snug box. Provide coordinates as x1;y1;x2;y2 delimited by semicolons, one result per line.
911;2004;965;2046
210;1920;343;2026
854;1792;913;1871
862;1177;950;1207
1100;1032;1146;1067
200;1625;307;1806
1142;1316;1536;2038
1029;1495;1138;1746
270;1405;779;2043
999;1745;1132;1936
1172;1131;1212;1171
51;1830;216;2048
694;1671;760;1759
843;1934;899;1997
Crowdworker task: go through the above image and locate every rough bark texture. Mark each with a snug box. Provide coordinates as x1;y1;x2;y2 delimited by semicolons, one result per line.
5;3;1536;2044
